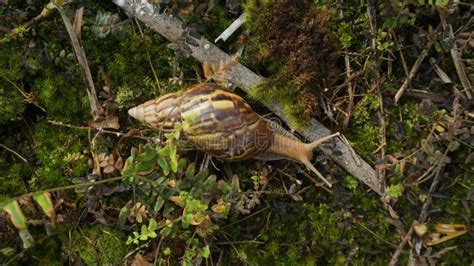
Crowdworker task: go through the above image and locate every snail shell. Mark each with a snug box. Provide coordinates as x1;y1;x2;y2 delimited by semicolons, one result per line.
128;83;273;161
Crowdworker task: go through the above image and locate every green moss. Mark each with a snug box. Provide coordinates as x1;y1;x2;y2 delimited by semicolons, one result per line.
34;72;89;122
25;224;128;265
0;160;30;199
32;121;89;189
0;43;26;123
248;79;308;129
221;180;408;264
201;5;233;41
71;226;128;265
26;234;64;266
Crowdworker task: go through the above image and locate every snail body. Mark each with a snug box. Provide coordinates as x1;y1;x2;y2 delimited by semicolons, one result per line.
129;83;339;186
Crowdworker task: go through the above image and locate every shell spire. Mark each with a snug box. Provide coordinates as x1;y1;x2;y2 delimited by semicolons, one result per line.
128;92;183;130
128;106;143;121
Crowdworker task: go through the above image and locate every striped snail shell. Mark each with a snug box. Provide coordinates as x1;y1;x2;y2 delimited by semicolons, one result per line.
128;83;273;161
128;83;339;187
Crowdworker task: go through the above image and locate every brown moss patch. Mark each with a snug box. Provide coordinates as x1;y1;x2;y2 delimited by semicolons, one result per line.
245;0;339;118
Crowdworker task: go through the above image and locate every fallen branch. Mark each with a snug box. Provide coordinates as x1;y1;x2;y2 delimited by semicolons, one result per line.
113;0;381;195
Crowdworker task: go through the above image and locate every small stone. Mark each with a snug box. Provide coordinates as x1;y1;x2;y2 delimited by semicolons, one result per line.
204;43;210;49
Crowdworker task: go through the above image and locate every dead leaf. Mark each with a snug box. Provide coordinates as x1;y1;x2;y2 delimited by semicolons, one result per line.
91;152;102;176
131;253;152;266
168;196;184;207
202;58;238;84
131;202;148;224
167;179;177;188
211;199;229;214
426;224;468;246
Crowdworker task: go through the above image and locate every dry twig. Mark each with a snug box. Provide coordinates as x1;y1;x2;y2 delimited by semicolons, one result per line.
0;144;28;163
394;41;434;104
439;13;473;99
389;221;415;266
54;4;104;121
0;1;73;45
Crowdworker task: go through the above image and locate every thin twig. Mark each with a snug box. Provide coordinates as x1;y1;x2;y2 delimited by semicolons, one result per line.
54;3;104;121
342;51;354;129
222;207;269;230
394;89;448;103
409;144;451;264
419;147;450;223
47;120;125;136
215;240;265;245
0;75;46;112
389;221;415;266
0;1;73;45
355;221;397;248
1;175;125;205
134;18;161;91
394;41;434;104
0;144;28;163
367;0;387;190
439;13;472;99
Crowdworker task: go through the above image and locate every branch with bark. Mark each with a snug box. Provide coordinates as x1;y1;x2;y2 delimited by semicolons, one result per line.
112;0;381;195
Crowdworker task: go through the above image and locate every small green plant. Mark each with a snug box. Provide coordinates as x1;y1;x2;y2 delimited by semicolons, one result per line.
385;183;404;199
126;218;159;245
120;130;235;264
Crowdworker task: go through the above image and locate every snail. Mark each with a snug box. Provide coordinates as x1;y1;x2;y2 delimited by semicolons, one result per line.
128;83;339;186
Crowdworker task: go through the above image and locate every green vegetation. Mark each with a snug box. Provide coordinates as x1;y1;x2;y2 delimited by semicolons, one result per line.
0;0;472;265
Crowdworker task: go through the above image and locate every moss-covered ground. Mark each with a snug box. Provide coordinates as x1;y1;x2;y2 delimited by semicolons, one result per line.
0;0;472;264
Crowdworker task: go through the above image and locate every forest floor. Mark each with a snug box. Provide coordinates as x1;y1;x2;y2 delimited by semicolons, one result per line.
0;0;473;265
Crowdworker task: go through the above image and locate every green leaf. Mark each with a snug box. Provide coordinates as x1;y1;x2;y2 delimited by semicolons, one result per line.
148;230;157;238
177;157;187;174
138;144;156;161
231;175;240;193
154;196;165;213
141;224;148;235
194;169;210;184
119;206;131;223
33;192;55;219
18;230;34;249
182;213;193;229
0;247;15;256
162;202;175;217
169;145;177;160
163;247;171;256
2;200;27;230
135;159;156;174
170;158;178;173
157;157;170;176
202;245;210;259
148;218;158;230
160;227;172;237
185;162;196;179
158;146;171;157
